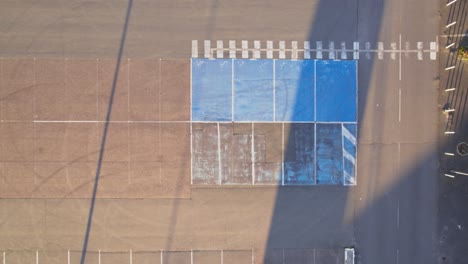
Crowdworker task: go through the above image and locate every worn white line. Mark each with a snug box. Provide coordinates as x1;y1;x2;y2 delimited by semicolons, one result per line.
191;249;193;264
399;88;401;122
161;250;163;264
378;42;384;59
304;41;311;59
251;249;254;264
341;42;347;59
267;41;273;59
391;42;397;60
221;249;224;264
204;40;211;58
192;40;198;58
341;124;345;184
316;41;323;59
430;42;437;60
397;201;400;228
399;35;402;80
130;250;133;264
445;173;455;178
232;59;234;121
217;122;222;185
451;170;468;176
98;250;101;264
217;40;224;58
365;42;371;59
417;42;423;60
314;123;317;185
252;123;255;185
343;149;356;164
36;250;39;264
190;59;193;184
68;250;70;264
229;40;236;58
396;249;399;264
440;33;468;37
242;40;248;58
292;41;298;60
405;42;410;58
329;41;335;60
279;41;286;59
254;40;261;59
446;21;456;28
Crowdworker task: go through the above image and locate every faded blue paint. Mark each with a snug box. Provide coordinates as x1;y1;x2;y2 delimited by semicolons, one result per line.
234;60;274;121
316;123;343;184
284;124;315;185
316;60;357;122
274;60;315;121
191;59;232;121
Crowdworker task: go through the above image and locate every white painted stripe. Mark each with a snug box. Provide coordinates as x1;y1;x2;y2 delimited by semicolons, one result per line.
267;41;273;58
98;250;101;264
304;41;311;59
341;123;345;184
217;40;224;58
316;41;323;59
353;42;359;60
218;123;222;185
378;42;384;59
242;40;248;58
204;40;211;58
444;173;455;178
130;250;133;264
229;40;236;58
279;41;286;59
405;42;410;57
273;59;276;121
192;40;198;58
447;0;457;6
254;40;261;59
391;42;397;60
68;250;70;264
282;123;285;186
161;250;163;264
445;88;456;92
291;41;298;59
445;42;454;49
342;126;357;145
444;152;455;156
232;59;234;122
417;42;423;60
444;131;455;134
445;66;456;70
36;250;39;264
451;170;468;176
341;42;347;59
3;251;5;264
446;21;456;28
430;42;437;60
343;149;356;164
344;170;355;185
191;250;193;264
365;42;371;59
329;41;335;60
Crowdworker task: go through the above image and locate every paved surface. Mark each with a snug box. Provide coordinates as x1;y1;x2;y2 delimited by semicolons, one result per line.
0;0;442;264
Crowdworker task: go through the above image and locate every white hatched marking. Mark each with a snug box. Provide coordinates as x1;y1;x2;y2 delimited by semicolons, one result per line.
365;42;371;59
341;42;347;59
316;41;323;59
329;41;335;60
292;41;298;60
254;40;261;59
267;41;273;58
344;171;356;185
304;41;311;59
342;126;357;145
279;41;286;59
242;40;248;58
430;42;437;60
192;40;198;58
378;42;384;59
353;42;359;60
417;42;423;60
391;42;397;60
204;40;211;58
217;40;224;58
343;149;356;165
229;40;236;58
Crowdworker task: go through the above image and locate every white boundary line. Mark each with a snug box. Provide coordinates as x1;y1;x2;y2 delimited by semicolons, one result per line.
130;250;133;264
282;122;285;186
232;59;234;121
314;60;317;184
190;58;193;184
252;123;255;185
314;122;317;184
217;122;222;185
341;124;345;184
67;250;70;264
192;40;198;58
31;120;357;124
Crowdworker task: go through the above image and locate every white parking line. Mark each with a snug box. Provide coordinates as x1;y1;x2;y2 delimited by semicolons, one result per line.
242;40;248;58
304;41;311;59
329;41;335;60
378;42;384;59
391;42;397;60
229;40;236;58
218;122;222;184
365;42;371;59
217;40;224;58
204;40;211;58
341;42;347;59
430;42;437;60
292;41;298;60
267;41;273;59
405;42;410;58
279;41;286;59
192;40;198;58
254;40;261;59
417;42;423;60
353;42;359;60
316;41;323;59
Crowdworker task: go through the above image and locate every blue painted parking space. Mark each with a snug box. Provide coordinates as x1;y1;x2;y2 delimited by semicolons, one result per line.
316;60;357;122
274;60;315;121
316;123;343;184
234;60;274;121
191;59;232;121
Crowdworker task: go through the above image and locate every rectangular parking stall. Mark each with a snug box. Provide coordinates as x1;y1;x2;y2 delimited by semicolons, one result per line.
191;59;357;186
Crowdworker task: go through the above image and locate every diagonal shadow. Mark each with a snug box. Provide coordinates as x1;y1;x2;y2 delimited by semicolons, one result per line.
79;0;133;263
